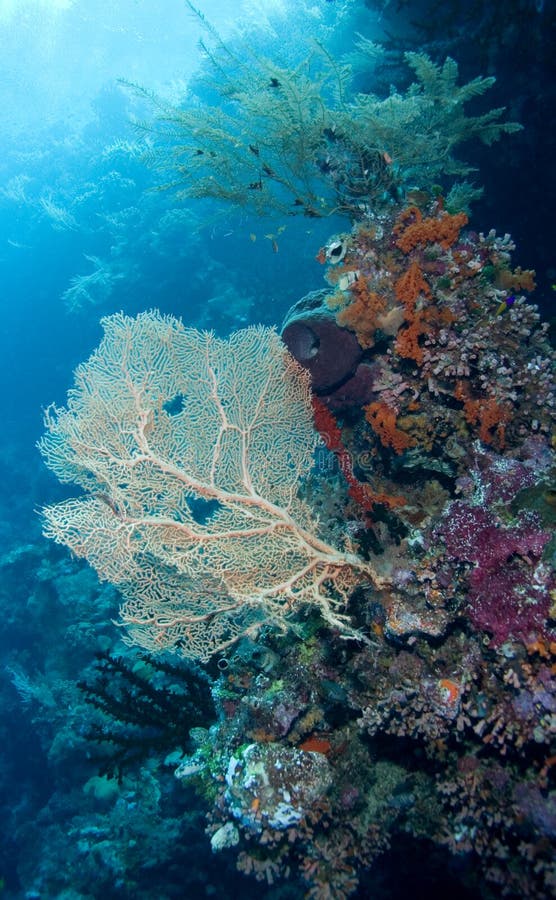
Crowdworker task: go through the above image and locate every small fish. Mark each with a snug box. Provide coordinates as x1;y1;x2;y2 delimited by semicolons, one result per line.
543;487;556;508
406;189;429;206
7;239;31;249
249;233;257;242
264;233;279;253
269;77;281;88
495;294;516;315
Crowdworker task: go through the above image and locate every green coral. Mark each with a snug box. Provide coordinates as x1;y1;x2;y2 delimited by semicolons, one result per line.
129;7;521;221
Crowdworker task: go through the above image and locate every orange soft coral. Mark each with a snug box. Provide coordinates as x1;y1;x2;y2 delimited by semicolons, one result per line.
391;262;432;364
455;382;512;448
393;262;456;365
336;277;387;349
394;206;468;253
364;401;416;454
395;260;431;311
464;397;511;448
312;397;374;510
395;314;427;365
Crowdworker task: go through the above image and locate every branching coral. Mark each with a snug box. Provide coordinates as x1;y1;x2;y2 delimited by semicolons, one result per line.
79;649;215;778
40;312;385;660
61;255;124;312
127;7;520;221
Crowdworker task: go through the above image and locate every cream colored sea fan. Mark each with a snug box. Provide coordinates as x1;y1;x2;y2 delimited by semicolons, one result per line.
40;310;383;659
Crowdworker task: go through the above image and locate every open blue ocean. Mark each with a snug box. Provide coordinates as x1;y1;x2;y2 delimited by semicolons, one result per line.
1;2;554;898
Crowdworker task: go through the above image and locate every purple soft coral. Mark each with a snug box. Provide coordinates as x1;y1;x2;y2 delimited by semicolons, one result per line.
438;502;553;645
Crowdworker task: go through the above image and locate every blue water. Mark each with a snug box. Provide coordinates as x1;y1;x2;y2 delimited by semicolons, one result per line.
0;1;554;898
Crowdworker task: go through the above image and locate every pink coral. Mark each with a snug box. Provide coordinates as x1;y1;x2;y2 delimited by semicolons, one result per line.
438;501;553;645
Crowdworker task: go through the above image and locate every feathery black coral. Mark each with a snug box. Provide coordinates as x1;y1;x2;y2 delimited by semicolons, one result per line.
125;6;521;222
